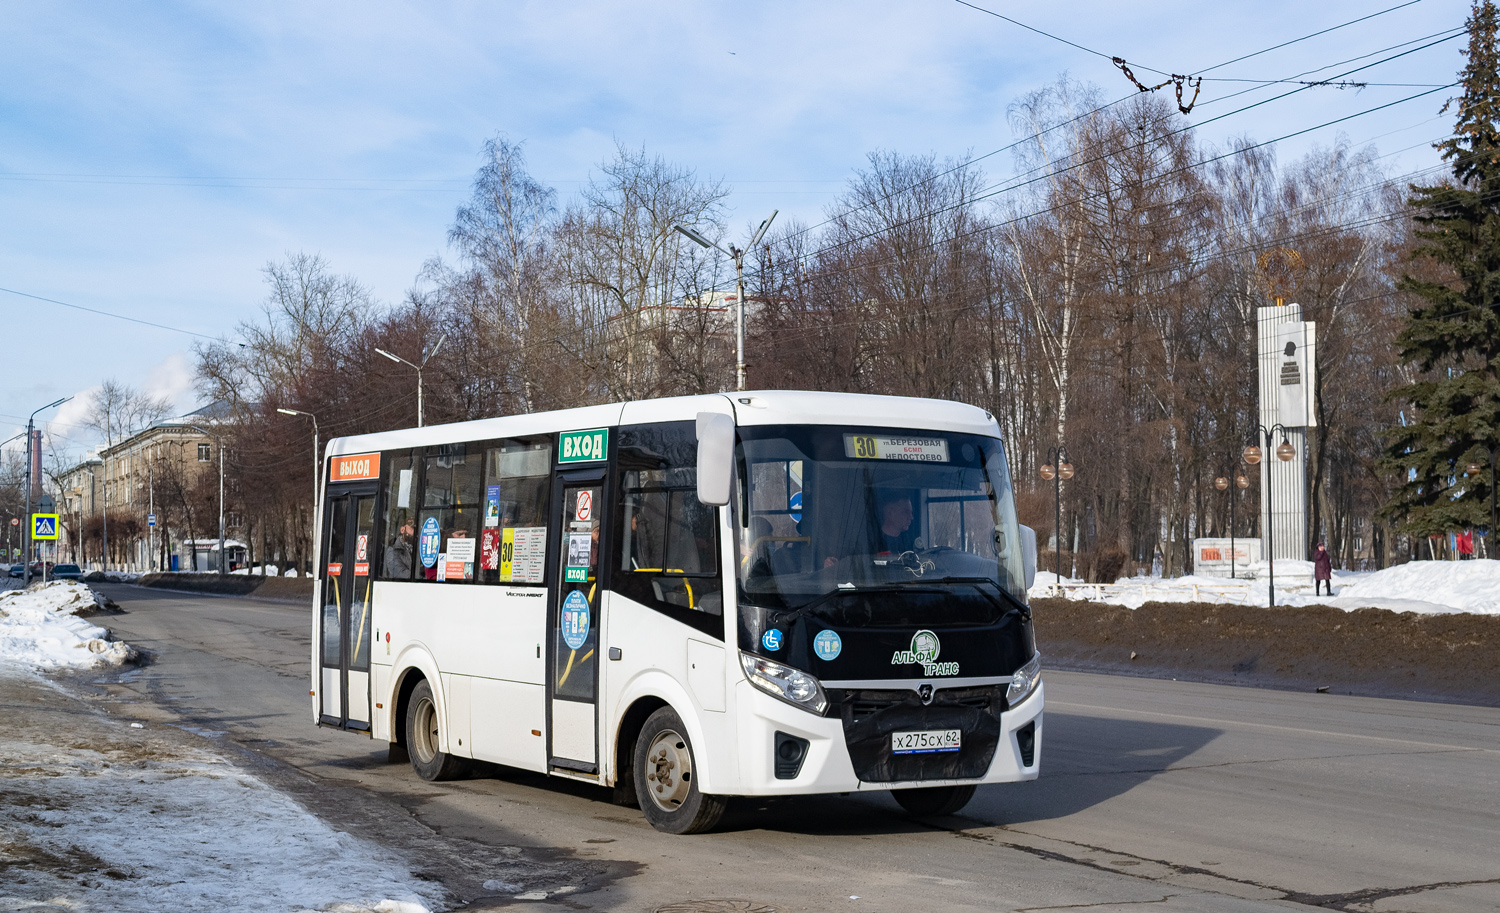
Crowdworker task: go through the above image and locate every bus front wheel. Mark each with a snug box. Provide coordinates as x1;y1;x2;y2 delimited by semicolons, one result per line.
892;784;976;817
405;679;468;781
633;707;726;834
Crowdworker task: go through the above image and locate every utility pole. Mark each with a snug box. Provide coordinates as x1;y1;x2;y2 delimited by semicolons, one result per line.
673;211;777;392
217;440;226;576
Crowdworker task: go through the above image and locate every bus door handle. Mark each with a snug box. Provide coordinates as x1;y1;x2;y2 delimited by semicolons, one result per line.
608;647;622;661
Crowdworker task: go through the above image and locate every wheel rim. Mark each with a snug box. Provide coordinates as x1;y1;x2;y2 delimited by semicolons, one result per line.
644;728;693;812
412;696;439;764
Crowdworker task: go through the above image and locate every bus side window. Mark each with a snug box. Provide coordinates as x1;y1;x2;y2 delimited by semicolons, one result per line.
613;422;723;621
379;450;417;580
419;442;483;582
479;438;552;585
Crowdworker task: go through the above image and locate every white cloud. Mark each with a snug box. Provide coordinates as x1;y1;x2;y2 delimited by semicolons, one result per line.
142;352;198;414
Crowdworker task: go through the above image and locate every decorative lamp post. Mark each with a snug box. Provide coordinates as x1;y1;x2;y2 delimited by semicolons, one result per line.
1243;424;1296;607
1039;446;1075;593
1213;473;1252;578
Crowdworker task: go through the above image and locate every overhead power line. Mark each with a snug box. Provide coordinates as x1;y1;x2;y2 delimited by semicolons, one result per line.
747;12;1461;272
0;286;219;340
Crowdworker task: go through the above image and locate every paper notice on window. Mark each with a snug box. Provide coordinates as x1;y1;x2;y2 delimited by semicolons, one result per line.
843;434;949;462
446;537;477;562
509;527;546;583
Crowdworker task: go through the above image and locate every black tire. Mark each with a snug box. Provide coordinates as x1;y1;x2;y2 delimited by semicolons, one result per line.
892;784;977;817
404;679;468;781
633;707;726;834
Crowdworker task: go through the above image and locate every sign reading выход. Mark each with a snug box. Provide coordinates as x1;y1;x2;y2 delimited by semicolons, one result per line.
330;452;381;482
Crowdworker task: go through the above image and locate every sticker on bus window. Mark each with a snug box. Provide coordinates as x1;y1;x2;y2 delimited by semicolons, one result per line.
484;485;501;528
419;517;440;568
446;537;476;563
561;590;590;649
481;528;501;570
843;435;949;462
510;527;546;583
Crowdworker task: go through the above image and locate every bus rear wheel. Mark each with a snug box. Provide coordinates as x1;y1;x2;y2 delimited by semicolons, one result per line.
892;784;976;817
633;707;726;834
405;679;468;781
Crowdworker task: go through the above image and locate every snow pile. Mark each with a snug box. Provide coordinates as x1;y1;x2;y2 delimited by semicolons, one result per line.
0;581;135;671
1030;559;1500;615
1336;560;1500;615
1;724;443;913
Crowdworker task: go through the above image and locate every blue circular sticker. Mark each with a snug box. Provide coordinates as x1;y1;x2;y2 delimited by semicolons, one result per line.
762;628;783;651
561;590;591;650
813;629;842;661
419;516;441;568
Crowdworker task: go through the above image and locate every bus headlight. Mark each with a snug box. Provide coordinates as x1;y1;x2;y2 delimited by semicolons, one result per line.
740;652;829;715
1006;652;1041;707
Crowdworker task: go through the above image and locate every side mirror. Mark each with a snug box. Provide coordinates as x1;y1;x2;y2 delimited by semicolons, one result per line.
695;412;735;507
1018;525;1037;590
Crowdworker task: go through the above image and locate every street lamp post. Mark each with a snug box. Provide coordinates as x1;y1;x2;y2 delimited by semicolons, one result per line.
1213;472;1251;578
22;397;71;585
375;334;447;427
673;212;778;392
277;408;321;571
1243;424;1297;607
1038;446;1075;593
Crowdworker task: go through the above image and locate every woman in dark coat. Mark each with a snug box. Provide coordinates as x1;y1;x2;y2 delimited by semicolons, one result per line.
1313;543;1333;596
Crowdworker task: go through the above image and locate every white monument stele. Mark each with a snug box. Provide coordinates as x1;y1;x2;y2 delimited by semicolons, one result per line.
1256;305;1317;562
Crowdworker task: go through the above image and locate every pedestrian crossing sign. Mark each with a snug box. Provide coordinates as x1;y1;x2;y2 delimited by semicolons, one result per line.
31;514;58;540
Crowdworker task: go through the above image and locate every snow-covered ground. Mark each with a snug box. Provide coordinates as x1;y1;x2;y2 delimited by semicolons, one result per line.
1030;559;1500;615
0;581;446;913
0;580;136;670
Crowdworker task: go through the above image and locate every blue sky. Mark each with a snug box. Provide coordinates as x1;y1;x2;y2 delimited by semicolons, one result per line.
0;0;1472;461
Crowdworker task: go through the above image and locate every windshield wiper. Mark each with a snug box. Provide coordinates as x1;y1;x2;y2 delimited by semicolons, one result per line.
888;575;1031;619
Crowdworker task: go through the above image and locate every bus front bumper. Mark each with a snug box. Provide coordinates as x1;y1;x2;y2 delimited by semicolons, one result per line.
729;678;1043;796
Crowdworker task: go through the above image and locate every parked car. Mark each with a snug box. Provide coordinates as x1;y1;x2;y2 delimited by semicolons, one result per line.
6;563;21;578
51;564;83;581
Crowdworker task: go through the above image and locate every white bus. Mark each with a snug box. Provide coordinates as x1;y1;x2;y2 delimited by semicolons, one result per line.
312;391;1042;833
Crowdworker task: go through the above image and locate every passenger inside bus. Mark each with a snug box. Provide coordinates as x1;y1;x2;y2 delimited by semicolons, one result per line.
385;520;415;579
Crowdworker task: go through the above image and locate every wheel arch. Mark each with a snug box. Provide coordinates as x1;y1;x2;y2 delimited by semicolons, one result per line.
388;644;442;751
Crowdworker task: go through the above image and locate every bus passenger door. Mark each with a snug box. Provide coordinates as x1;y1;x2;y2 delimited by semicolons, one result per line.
548;474;603;772
319;487;377;730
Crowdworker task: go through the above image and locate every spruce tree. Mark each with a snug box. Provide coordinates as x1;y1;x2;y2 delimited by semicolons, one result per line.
1383;0;1500;540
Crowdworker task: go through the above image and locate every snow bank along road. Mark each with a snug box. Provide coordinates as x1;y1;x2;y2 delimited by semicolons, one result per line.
24;583;1500;913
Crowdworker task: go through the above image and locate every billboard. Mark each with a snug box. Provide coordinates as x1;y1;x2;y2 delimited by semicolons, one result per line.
1191;538;1261;578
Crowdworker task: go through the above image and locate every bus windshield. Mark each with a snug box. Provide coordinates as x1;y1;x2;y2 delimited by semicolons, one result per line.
737;425;1027;610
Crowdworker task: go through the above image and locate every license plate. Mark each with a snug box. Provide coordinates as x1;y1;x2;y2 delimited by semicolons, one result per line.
891;729;962;755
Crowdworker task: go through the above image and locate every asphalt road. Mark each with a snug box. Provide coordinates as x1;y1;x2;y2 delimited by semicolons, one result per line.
77;584;1500;913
